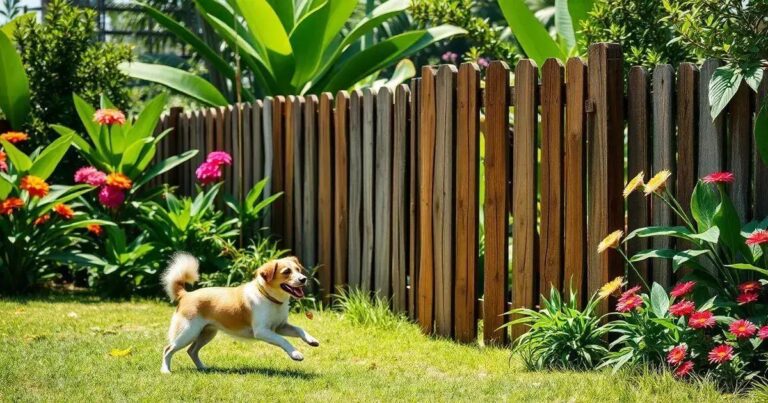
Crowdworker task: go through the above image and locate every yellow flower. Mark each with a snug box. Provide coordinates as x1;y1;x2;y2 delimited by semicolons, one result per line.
109;347;132;357
623;172;644;198
644;170;671;195
597;230;623;253
599;276;625;299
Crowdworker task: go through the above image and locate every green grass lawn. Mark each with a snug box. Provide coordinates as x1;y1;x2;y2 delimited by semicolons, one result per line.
0;295;762;402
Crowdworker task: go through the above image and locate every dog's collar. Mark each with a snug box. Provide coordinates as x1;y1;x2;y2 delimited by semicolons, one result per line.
256;282;284;305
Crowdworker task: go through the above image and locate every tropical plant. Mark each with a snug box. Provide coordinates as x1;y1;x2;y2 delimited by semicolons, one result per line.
504;285;610;371
121;0;466;104
224;176;281;237
0;0;22;22
199;237;287;287
0;134;111;294
0;28;29;130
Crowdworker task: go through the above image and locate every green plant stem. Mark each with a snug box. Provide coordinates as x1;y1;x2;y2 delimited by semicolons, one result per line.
617;248;650;291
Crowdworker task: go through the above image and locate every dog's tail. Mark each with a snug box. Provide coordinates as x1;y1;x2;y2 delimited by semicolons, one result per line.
162;252;199;302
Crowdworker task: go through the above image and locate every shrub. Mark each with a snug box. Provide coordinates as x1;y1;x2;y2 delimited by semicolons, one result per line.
198;238;287;288
505;286;610;371
14;0;132;155
334;288;406;329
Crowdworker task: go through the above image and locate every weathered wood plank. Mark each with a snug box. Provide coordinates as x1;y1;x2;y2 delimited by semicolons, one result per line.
676;64;698;220
483;61;510;345
392;84;410;314
271;96;286;241
262;99;274;226
241;103;252;192
587;44;625;313
651;65;675;288
226;104;236;198
454;63;479;342
362;88;376;293
347;91;363;289
540;59;564;297
627;67;651;285
728;83;751;221
754;70;768;218
303;95;318;270
418;67;436;334
698;60;725;177
284;97;298;251
375;87;394;298
408;79;421;320
318;93;335;300
334;91;350;292
252;100;264;184
292;98;305;256
179;112;190;195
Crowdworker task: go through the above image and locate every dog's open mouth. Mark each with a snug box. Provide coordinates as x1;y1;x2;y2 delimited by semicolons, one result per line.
281;283;305;298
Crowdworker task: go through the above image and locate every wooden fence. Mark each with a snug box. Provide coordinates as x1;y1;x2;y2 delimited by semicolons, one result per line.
152;43;768;345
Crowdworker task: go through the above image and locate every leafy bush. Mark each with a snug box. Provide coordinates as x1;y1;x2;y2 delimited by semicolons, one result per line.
199;237;287;288
580;0;694;70
84;226;160;296
14;0;132;152
334;288;406;329
505;286;610;371
0;134;110;293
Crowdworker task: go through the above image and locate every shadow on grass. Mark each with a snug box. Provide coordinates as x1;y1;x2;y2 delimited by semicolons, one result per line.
194;366;318;379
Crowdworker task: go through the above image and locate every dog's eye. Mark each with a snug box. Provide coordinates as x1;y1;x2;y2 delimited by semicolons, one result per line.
281;268;291;275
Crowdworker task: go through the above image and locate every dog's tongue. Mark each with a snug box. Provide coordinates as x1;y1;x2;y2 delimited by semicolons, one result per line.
294;287;305;298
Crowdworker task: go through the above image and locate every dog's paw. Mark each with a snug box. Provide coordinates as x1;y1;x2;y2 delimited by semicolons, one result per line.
306;337;320;347
289;351;304;361
160;366;171;374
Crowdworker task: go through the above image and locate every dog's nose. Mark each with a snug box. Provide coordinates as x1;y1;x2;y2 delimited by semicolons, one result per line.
299;276;307;284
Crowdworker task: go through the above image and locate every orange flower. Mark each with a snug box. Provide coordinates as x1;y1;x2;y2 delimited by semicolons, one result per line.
34;214;51;226
105;173;132;190
52;203;75;220
20;175;50;198
93;109;126;125
0;150;7;171
0;197;24;215
86;224;103;236
0;131;29;144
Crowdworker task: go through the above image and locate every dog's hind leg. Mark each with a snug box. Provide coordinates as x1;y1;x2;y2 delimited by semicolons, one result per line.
161;316;205;374
187;325;217;370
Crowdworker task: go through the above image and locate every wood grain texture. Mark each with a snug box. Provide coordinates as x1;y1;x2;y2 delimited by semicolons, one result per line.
728;83;751;221
252;100;264;184
271;97;286;241
627;67;651;285
433;65;456;338
334;91;350;291
564;58;587;305
262;99;274;227
392;84;411;313
540;59;564;297
362;88;377;293
284;97;298;251
179;112;190;195
408;78;421;320
302;96;318;269
483;61;510;345
587;44;625;313
698;60;725;176
754;70;768;218
347;90;363;289
226;105;237;198
242;104;252;192
418;67;436;334
676;64;698;221
651;65;675;288
318;93;335;300
454;63;479;342
291;97;306;255
512;59;539;341
375;87;394;297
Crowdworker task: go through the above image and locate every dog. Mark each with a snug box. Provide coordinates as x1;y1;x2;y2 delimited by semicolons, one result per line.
160;253;319;373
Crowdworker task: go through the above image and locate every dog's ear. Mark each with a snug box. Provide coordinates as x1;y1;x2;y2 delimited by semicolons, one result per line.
288;256;306;272
258;262;278;282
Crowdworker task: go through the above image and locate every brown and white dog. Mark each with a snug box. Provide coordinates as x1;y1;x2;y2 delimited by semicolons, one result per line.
160;253;319;373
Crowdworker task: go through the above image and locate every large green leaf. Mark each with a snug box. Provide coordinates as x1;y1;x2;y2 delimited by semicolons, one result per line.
72;94;103;153
629;249;677;262
554;0;576;50
691;181;720;231
567;0;593;47
498;0;566;66
0;139;32;171
713;187;751;260
623;226;693;242
650;282;669;317
29;135;72;180
267;0;295;32
134;150;199;189
119;62;228;107
127;94;166;144
672;249;710;271
0;12;35;41
726;263;768;277
708;66;742;120
0;30;30;129
235;0;294;83
755;100;768;166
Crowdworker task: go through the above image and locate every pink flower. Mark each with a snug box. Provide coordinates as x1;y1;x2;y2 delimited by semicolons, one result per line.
736;292;758;305
93;109;126;125
669;300;696;317
701;171;734;184
616;294;643;312
758;326;768;340
667;345;687;365
205;151;232;166
707;345;734;364
441;51;459;63
670;281;696;298
196;161;223;185
621;286;642;299
688;310;716;329
729;319;757;339
74;166;106;186
674;360;694;377
477;57;490;68
98;185;125;208
746;230;768;246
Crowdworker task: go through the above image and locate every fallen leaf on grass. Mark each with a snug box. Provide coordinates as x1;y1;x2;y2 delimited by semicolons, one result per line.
67;312;78;319
109;347;132;357
305;311;314;320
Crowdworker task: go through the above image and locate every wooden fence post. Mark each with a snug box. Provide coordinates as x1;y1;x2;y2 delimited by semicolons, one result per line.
418;66;437;334
651;65;675;288
627;67;651;285
318;93;334;301
334;92;350;292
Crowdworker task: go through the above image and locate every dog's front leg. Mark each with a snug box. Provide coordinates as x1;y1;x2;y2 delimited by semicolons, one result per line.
276;323;320;347
252;327;304;361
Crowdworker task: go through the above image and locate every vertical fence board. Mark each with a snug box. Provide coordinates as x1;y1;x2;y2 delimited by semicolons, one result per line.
241;104;252;192
676;64;698;222
302;96;318;269
348;91;363;289
392;84;411;313
484;61;510;345
252;100;264;184
375;88;394;298
318;93;335;300
284;97;298;251
334;92;350;292
454;63;479;342
540;59;564;296
728;83;751;221
270;97;286;241
418;67;436;333
627;67;651;285
565;58;588;304
362;88;376;293
698;60;725;177
292;98;306;255
408;79;421;320
262;100;274;226
179;112;189;195
651;65;675;288
754;70;768;218
433;65;456;338
587;44;625;312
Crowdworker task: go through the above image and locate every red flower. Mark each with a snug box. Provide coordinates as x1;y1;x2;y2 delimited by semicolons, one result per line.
707;345;734;364
52;204;75;220
669;300;696;317
670;281;696;298
736;292;758;305
688;310;716;329
616;294;643;312
0;197;24;215
93;109;126;125
729;319;757;339
667;345;687;365
86;224;103;236
674;360;694;377
702;171;734;184
0;150;6;171
758;326;768;340
0;131;29;144
621;285;642;299
746;230;768;246
33;214;50;226
738;281;761;294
